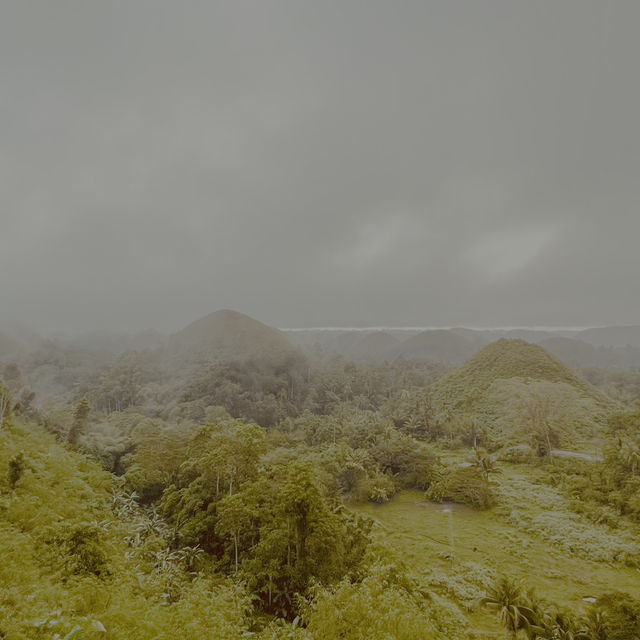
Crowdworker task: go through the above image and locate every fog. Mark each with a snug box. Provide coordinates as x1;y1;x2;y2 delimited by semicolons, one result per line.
2;1;639;334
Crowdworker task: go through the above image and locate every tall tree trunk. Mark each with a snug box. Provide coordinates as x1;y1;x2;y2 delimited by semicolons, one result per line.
0;399;7;429
234;532;238;573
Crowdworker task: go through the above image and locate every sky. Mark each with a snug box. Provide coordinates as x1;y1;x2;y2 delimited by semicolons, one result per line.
1;1;639;334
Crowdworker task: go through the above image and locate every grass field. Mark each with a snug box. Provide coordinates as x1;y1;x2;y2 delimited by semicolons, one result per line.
354;463;640;638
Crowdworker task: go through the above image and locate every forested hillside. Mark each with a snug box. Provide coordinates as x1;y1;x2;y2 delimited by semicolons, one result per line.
2;313;640;639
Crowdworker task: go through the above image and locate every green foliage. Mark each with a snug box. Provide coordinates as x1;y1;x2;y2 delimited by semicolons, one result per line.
303;358;444;417
426;464;494;509
385;388;443;441
178;354;307;427
538;408;640;524
481;580;640;640
8;451;25;488
0;420;253;639
0;380;11;428
5;330;640;640
52;523;109;576
124;420;194;502
159;420;267;551
430;339;615;444
67;397;91;445
360;471;397;504
481;576;541;637
486;378;602;450
87;351;148;412
498;470;640;566
591;592;640;640
215;461;371;617
290;408;436;501
301;562;468;640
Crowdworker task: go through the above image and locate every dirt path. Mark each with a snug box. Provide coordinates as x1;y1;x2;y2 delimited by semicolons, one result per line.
509;443;603;462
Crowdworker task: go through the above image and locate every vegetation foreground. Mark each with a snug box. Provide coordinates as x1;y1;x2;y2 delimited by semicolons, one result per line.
2;318;640;639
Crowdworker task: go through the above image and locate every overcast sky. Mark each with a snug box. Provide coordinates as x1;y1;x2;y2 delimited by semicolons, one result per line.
2;1;639;334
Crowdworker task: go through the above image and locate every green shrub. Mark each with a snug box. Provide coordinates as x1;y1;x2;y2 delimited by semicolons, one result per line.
426;465;494;509
361;472;396;504
54;523;109;577
7;452;25;488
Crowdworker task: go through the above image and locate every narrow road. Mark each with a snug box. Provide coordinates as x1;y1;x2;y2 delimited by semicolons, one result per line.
551;448;602;462
509;443;602;462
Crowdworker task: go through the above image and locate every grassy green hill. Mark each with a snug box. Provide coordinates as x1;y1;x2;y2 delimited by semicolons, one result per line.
430;339;616;444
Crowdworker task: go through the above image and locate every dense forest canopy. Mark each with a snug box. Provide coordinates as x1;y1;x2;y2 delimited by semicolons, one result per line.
2;310;640;639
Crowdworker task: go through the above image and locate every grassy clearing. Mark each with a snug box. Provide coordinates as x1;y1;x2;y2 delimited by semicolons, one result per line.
354;463;640;637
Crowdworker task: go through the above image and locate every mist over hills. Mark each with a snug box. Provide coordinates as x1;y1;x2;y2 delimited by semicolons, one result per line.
3;312;640;371
4;309;640;637
282;324;640;368
390;329;486;363
3;310;640;408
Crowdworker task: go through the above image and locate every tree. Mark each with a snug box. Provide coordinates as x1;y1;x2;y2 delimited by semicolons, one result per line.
124;421;193;502
622;442;640;476
0;382;11;430
481;577;541;638
13;387;36;418
214;461;368;618
186;420;266;496
472;448;501;483
302;562;468;640
216;492;254;573
8;452;25;488
489;379;598;458
160;421;266;551
589;592;640;640
427;464;494;509
580;608;608;640
67;397;90;445
90;352;144;412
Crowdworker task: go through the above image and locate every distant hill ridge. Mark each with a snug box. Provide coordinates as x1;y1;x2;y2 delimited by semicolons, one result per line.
170;309;299;361
283;325;640;368
390;329;487;363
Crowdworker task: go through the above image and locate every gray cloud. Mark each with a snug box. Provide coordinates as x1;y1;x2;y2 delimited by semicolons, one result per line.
1;1;639;333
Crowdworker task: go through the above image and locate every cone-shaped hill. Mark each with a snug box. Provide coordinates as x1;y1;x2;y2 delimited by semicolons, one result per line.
430;339;616;442
169;309;300;362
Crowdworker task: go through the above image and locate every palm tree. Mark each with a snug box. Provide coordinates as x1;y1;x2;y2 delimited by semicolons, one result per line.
623;442;640;475
472;448;502;483
0;381;11;429
578;609;607;640
535;609;583;640
481;577;542;638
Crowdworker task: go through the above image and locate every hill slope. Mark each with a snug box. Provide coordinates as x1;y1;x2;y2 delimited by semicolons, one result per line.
535;336;636;369
343;331;400;362
430;339;615;442
0;420;250;639
392;329;487;363
577;325;640;348
170;309;298;361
